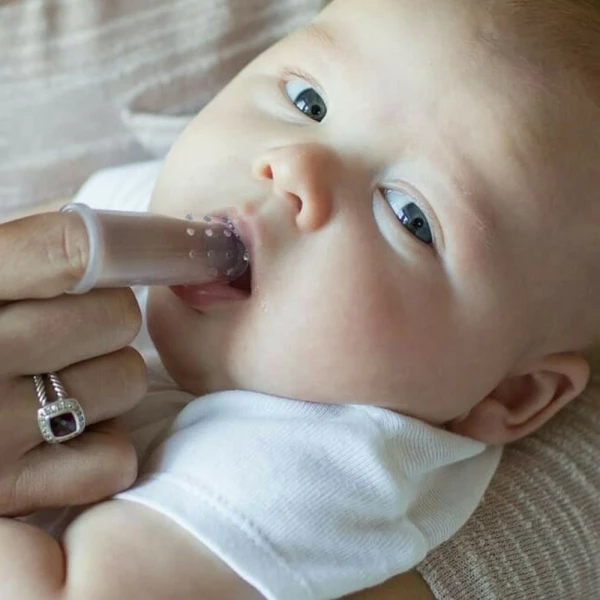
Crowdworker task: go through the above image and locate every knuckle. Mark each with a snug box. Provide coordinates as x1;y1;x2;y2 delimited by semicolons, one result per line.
116;441;138;490
101;433;138;492
0;481;16;516
0;467;31;517
110;289;142;343
112;347;148;407
48;213;89;283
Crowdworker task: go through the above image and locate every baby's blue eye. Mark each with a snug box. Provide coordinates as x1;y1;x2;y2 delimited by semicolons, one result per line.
285;80;327;122
384;190;433;245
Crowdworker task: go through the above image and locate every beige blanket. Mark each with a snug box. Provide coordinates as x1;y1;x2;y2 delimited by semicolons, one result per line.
420;347;600;599
1;2;599;598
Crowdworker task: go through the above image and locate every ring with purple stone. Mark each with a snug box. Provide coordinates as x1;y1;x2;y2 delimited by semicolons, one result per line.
34;373;86;444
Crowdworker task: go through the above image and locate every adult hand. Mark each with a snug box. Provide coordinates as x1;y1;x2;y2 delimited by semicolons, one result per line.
0;211;147;517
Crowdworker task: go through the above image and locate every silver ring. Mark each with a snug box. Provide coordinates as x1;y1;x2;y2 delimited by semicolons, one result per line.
34;373;86;444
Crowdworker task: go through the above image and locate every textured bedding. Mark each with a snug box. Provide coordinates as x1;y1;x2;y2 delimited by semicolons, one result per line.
419;347;600;599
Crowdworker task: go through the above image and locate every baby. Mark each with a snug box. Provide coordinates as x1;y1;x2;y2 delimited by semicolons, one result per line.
2;0;600;598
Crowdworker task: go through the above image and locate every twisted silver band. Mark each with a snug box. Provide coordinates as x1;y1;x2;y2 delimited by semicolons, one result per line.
34;373;86;444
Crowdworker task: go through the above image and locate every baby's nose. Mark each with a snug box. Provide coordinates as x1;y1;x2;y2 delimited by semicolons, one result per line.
253;144;337;233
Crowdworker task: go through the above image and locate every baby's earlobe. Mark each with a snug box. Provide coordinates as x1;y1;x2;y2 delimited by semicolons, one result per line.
446;396;509;445
450;410;471;424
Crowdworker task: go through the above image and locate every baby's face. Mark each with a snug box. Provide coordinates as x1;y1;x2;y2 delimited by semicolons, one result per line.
148;0;598;424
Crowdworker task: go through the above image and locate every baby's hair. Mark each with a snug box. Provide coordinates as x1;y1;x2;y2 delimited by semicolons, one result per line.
480;0;600;102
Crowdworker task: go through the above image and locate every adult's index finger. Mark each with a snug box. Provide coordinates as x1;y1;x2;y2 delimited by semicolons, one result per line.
0;211;90;300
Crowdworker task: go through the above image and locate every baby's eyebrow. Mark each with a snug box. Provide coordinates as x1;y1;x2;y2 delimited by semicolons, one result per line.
303;22;347;59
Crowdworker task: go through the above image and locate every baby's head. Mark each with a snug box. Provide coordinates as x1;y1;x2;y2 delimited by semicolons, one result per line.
147;0;600;444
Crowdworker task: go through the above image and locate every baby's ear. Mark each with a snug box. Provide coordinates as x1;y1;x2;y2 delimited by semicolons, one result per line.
447;353;590;445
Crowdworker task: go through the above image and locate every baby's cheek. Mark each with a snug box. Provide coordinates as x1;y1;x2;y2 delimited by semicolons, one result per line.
343;285;459;403
267;292;412;402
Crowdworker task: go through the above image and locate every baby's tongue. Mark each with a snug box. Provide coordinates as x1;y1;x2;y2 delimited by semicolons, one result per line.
228;265;252;293
170;282;248;309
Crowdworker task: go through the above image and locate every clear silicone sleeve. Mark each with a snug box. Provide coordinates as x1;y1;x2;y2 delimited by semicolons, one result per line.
61;203;248;294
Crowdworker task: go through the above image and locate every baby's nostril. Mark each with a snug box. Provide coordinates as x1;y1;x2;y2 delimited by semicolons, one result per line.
255;162;274;181
289;193;302;214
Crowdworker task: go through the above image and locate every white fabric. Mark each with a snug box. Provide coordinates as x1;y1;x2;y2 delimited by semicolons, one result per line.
117;391;501;600
75;160;164;214
65;162;502;599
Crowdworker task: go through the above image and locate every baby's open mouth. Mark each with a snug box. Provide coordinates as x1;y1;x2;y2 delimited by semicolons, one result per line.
170;264;251;309
169;212;253;309
228;262;252;294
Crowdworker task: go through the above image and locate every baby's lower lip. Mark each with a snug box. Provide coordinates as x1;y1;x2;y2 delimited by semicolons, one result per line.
170;283;249;310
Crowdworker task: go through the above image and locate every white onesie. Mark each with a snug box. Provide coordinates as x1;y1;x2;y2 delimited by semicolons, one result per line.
57;162;503;600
